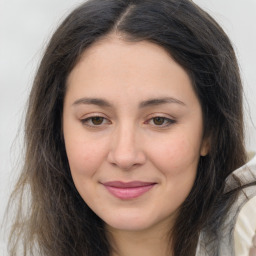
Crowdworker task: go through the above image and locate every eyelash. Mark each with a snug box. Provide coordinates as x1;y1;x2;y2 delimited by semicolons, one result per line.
81;116;111;127
80;115;176;128
145;116;176;127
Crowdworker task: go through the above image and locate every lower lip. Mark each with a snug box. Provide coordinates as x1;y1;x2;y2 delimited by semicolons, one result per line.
104;184;155;200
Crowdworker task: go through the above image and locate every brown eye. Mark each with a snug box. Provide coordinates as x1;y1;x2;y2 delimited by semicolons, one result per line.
81;115;111;127
146;116;176;128
91;117;104;125
152;117;165;125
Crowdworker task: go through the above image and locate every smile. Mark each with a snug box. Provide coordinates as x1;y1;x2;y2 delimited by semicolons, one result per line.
101;181;156;200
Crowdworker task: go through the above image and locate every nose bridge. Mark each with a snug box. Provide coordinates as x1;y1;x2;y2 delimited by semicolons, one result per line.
108;121;145;169
113;122;137;159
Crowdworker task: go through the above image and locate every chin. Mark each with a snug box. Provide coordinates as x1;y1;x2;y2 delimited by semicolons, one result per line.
106;219;153;232
102;210;169;232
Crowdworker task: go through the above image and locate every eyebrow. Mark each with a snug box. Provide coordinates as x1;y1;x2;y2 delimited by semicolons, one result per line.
72;97;186;108
72;98;112;107
139;97;186;108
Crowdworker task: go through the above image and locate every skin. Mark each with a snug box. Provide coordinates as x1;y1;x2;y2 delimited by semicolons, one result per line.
63;34;208;256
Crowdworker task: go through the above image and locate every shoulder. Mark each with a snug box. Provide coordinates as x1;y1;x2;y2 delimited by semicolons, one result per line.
196;153;256;256
231;153;256;256
225;151;256;197
234;196;256;256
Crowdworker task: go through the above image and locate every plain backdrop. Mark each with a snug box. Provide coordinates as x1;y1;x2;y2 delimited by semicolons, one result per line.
0;0;256;255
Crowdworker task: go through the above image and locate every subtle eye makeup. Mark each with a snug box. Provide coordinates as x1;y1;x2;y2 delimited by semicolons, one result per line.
80;114;176;129
145;116;176;127
80;114;112;127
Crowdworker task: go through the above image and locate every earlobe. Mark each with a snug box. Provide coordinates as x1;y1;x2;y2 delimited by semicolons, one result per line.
200;137;210;156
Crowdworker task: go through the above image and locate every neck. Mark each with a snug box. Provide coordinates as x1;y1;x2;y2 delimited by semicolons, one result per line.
107;220;173;256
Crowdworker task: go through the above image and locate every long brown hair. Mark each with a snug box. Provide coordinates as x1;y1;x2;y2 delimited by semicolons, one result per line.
8;0;247;255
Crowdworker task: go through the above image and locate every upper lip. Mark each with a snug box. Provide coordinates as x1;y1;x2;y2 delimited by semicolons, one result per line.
101;181;156;188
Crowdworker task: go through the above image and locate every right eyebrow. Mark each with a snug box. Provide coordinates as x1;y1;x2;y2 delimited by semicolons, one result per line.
72;97;112;107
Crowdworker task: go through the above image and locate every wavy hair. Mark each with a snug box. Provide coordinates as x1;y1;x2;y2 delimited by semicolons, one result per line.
8;0;247;255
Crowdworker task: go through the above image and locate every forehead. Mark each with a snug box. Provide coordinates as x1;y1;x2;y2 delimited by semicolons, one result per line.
78;34;172;63
68;36;176;83
68;35;189;83
65;35;199;110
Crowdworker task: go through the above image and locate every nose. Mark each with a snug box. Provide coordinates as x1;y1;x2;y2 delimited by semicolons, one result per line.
107;124;146;170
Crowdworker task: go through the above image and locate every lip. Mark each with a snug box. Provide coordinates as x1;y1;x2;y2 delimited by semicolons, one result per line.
101;181;156;200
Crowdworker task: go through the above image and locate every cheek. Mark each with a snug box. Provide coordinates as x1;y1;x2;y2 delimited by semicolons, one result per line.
155;137;199;168
64;134;108;179
149;132;201;177
150;135;200;208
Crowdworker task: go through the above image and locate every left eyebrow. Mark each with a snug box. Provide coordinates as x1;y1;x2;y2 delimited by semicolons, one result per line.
139;97;186;108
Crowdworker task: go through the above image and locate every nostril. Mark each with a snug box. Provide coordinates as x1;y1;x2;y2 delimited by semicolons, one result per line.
107;129;146;169
107;148;146;170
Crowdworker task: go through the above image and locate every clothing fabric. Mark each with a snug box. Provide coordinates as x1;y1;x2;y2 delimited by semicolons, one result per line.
196;154;256;256
235;196;256;256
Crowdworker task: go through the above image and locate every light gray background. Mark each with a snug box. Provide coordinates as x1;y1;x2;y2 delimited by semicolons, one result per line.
0;1;256;255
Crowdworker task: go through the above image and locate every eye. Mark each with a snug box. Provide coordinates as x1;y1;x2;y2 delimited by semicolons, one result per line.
90;116;104;125
146;116;176;127
81;116;111;127
152;117;166;125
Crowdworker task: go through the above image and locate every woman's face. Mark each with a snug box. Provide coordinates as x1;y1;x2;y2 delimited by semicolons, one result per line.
63;35;208;232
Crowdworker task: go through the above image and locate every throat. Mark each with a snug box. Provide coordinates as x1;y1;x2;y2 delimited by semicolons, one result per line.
107;225;173;256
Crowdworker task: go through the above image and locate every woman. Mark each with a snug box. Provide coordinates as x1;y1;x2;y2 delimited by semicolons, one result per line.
8;0;256;255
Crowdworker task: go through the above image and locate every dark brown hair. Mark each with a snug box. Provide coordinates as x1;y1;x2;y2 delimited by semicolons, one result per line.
8;0;247;255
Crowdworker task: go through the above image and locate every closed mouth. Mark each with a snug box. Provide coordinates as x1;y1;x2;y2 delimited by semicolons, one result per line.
101;181;157;199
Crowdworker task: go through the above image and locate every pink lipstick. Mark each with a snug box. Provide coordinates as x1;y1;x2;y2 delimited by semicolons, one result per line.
102;181;156;200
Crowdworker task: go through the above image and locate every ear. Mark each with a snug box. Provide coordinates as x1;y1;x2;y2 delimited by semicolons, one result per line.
200;136;210;156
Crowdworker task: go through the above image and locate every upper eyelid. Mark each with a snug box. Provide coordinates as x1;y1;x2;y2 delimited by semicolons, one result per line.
79;113;176;122
81;116;111;122
146;117;175;124
145;112;176;120
80;117;175;129
80;116;111;128
80;112;110;119
80;112;111;122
